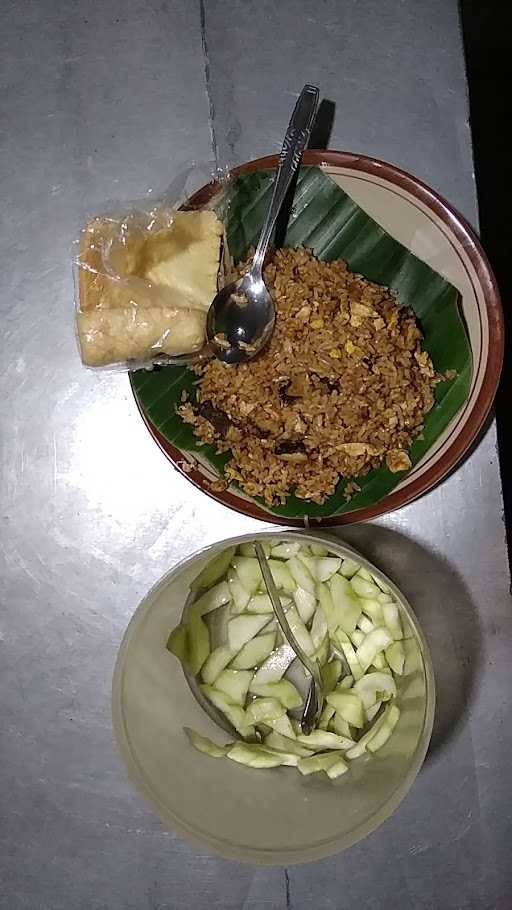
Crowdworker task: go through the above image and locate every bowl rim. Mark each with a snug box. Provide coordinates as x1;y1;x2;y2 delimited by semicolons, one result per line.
112;530;436;864
131;149;504;526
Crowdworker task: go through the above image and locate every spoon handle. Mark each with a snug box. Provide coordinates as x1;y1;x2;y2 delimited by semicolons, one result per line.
252;84;319;274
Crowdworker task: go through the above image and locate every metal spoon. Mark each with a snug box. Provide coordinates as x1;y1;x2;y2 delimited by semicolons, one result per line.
207;84;319;364
255;543;323;735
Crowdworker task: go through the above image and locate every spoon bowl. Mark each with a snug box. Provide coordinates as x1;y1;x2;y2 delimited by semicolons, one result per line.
206;271;275;364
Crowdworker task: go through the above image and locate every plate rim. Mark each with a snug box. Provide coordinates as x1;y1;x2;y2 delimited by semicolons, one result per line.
131;149;504;526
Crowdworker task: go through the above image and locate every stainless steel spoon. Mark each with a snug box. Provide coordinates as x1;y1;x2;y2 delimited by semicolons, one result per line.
255;543;323;735
206;84;319;364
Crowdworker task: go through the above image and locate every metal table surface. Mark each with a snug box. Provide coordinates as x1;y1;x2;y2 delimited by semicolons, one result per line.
1;1;510;908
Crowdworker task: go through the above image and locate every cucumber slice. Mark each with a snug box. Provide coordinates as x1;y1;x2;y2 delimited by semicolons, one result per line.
340;674;354;690
227;614;270;652
353;671;397;709
287;556;316;594
238;541;272;558
299;555;341;582
382;602;403;640
312;632;330;667
206;602;230;650
266;713;296;739
345;703;399;760
310;603;328;648
358;616;375;635
377;592;393;604
184;727;229;758
367;704;400;752
310;543;329;556
201;644;233;685
246;697;286;724
229;631;276;669
355;627;394;673
366;701;382;722
271;541;302;559
228;573;251;614
246;593;274;614
189;580;231;618
373;575;391;595
251;643;295;685
249;680;303;710
335;633;363;681
293;587;316;624
318;703;336;730
320;659;342;695
328;574;362;633
371;652;388;671
230;557;262;594
284;604;315;656
215;669;253;706
339;557;360;578
297;752;344;776
357;567;373;582
267;560;296;593
200;685;255;739
188;614;210;675
350;573;380;599
326;691;365;728
350;630;365;648
227;742;296;768
385;640;405;675
332;713;354;739
166;623;189;664
296;730;355;751
359;597;384;624
326;757;349;779
190;547;236;591
263;731;313;757
316;581;338;633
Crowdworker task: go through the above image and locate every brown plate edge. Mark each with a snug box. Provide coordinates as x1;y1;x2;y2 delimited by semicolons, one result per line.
130;150;505;527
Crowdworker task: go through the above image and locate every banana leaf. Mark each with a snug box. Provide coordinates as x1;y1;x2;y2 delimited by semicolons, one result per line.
131;166;471;519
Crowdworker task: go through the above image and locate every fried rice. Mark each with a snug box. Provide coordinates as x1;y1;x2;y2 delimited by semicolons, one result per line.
178;247;438;506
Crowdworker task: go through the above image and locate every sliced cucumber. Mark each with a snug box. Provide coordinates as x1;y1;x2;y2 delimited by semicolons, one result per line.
251;643;296;685
287;556;316;594
371;652;388;671
373;575;391;595
263;731;313;757
215;669;253;706
329;574;362;633
299;555;341;582
246;593;274;614
267;560;297;593
355;626;394;673
326;757;349;779
249;679;303;710
238;541;271;558
345;703;399;759
296;729;355;751
367;704;400;752
366;701;382;722
310;602;328;648
190;547;236;591
271;541;302;559
332;713;354;739
350;630;365;648
166;623;189;664
310;543;329;556
229;631;276;669
297;752;344;776
284;604;315;656
189;580;231;618
227;742;296;768
312;632;330;667
339;557;360;578
335;632;363;681
320;659;342;695
228;573;251;614
200;685;254;739
353;671;397;709
230;557;262;594
340;674;354;690
382;602;403;640
358;615;375;636
318;703;336;730
246;697;286;724
385;640;405;675
350;573;380;599
359;597;384;624
266;713;296;739
227;614;270;652
188;614;210;675
201;644;233;685
326;691;365;728
293;586;316;624
183;727;229;758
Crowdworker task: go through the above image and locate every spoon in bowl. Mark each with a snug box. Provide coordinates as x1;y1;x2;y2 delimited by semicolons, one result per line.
207;84;319;364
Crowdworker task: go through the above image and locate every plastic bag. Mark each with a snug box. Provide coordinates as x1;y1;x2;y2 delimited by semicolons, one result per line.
73;163;228;370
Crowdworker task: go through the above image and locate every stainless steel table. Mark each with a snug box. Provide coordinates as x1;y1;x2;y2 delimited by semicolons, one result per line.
1;2;510;908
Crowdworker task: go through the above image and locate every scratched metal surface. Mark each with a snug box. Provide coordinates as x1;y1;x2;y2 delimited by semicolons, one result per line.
0;1;510;908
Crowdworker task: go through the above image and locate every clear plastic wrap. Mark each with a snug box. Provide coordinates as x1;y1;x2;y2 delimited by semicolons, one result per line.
73;164;228;370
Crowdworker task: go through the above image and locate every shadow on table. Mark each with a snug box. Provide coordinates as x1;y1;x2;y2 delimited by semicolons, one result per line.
329;524;483;760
